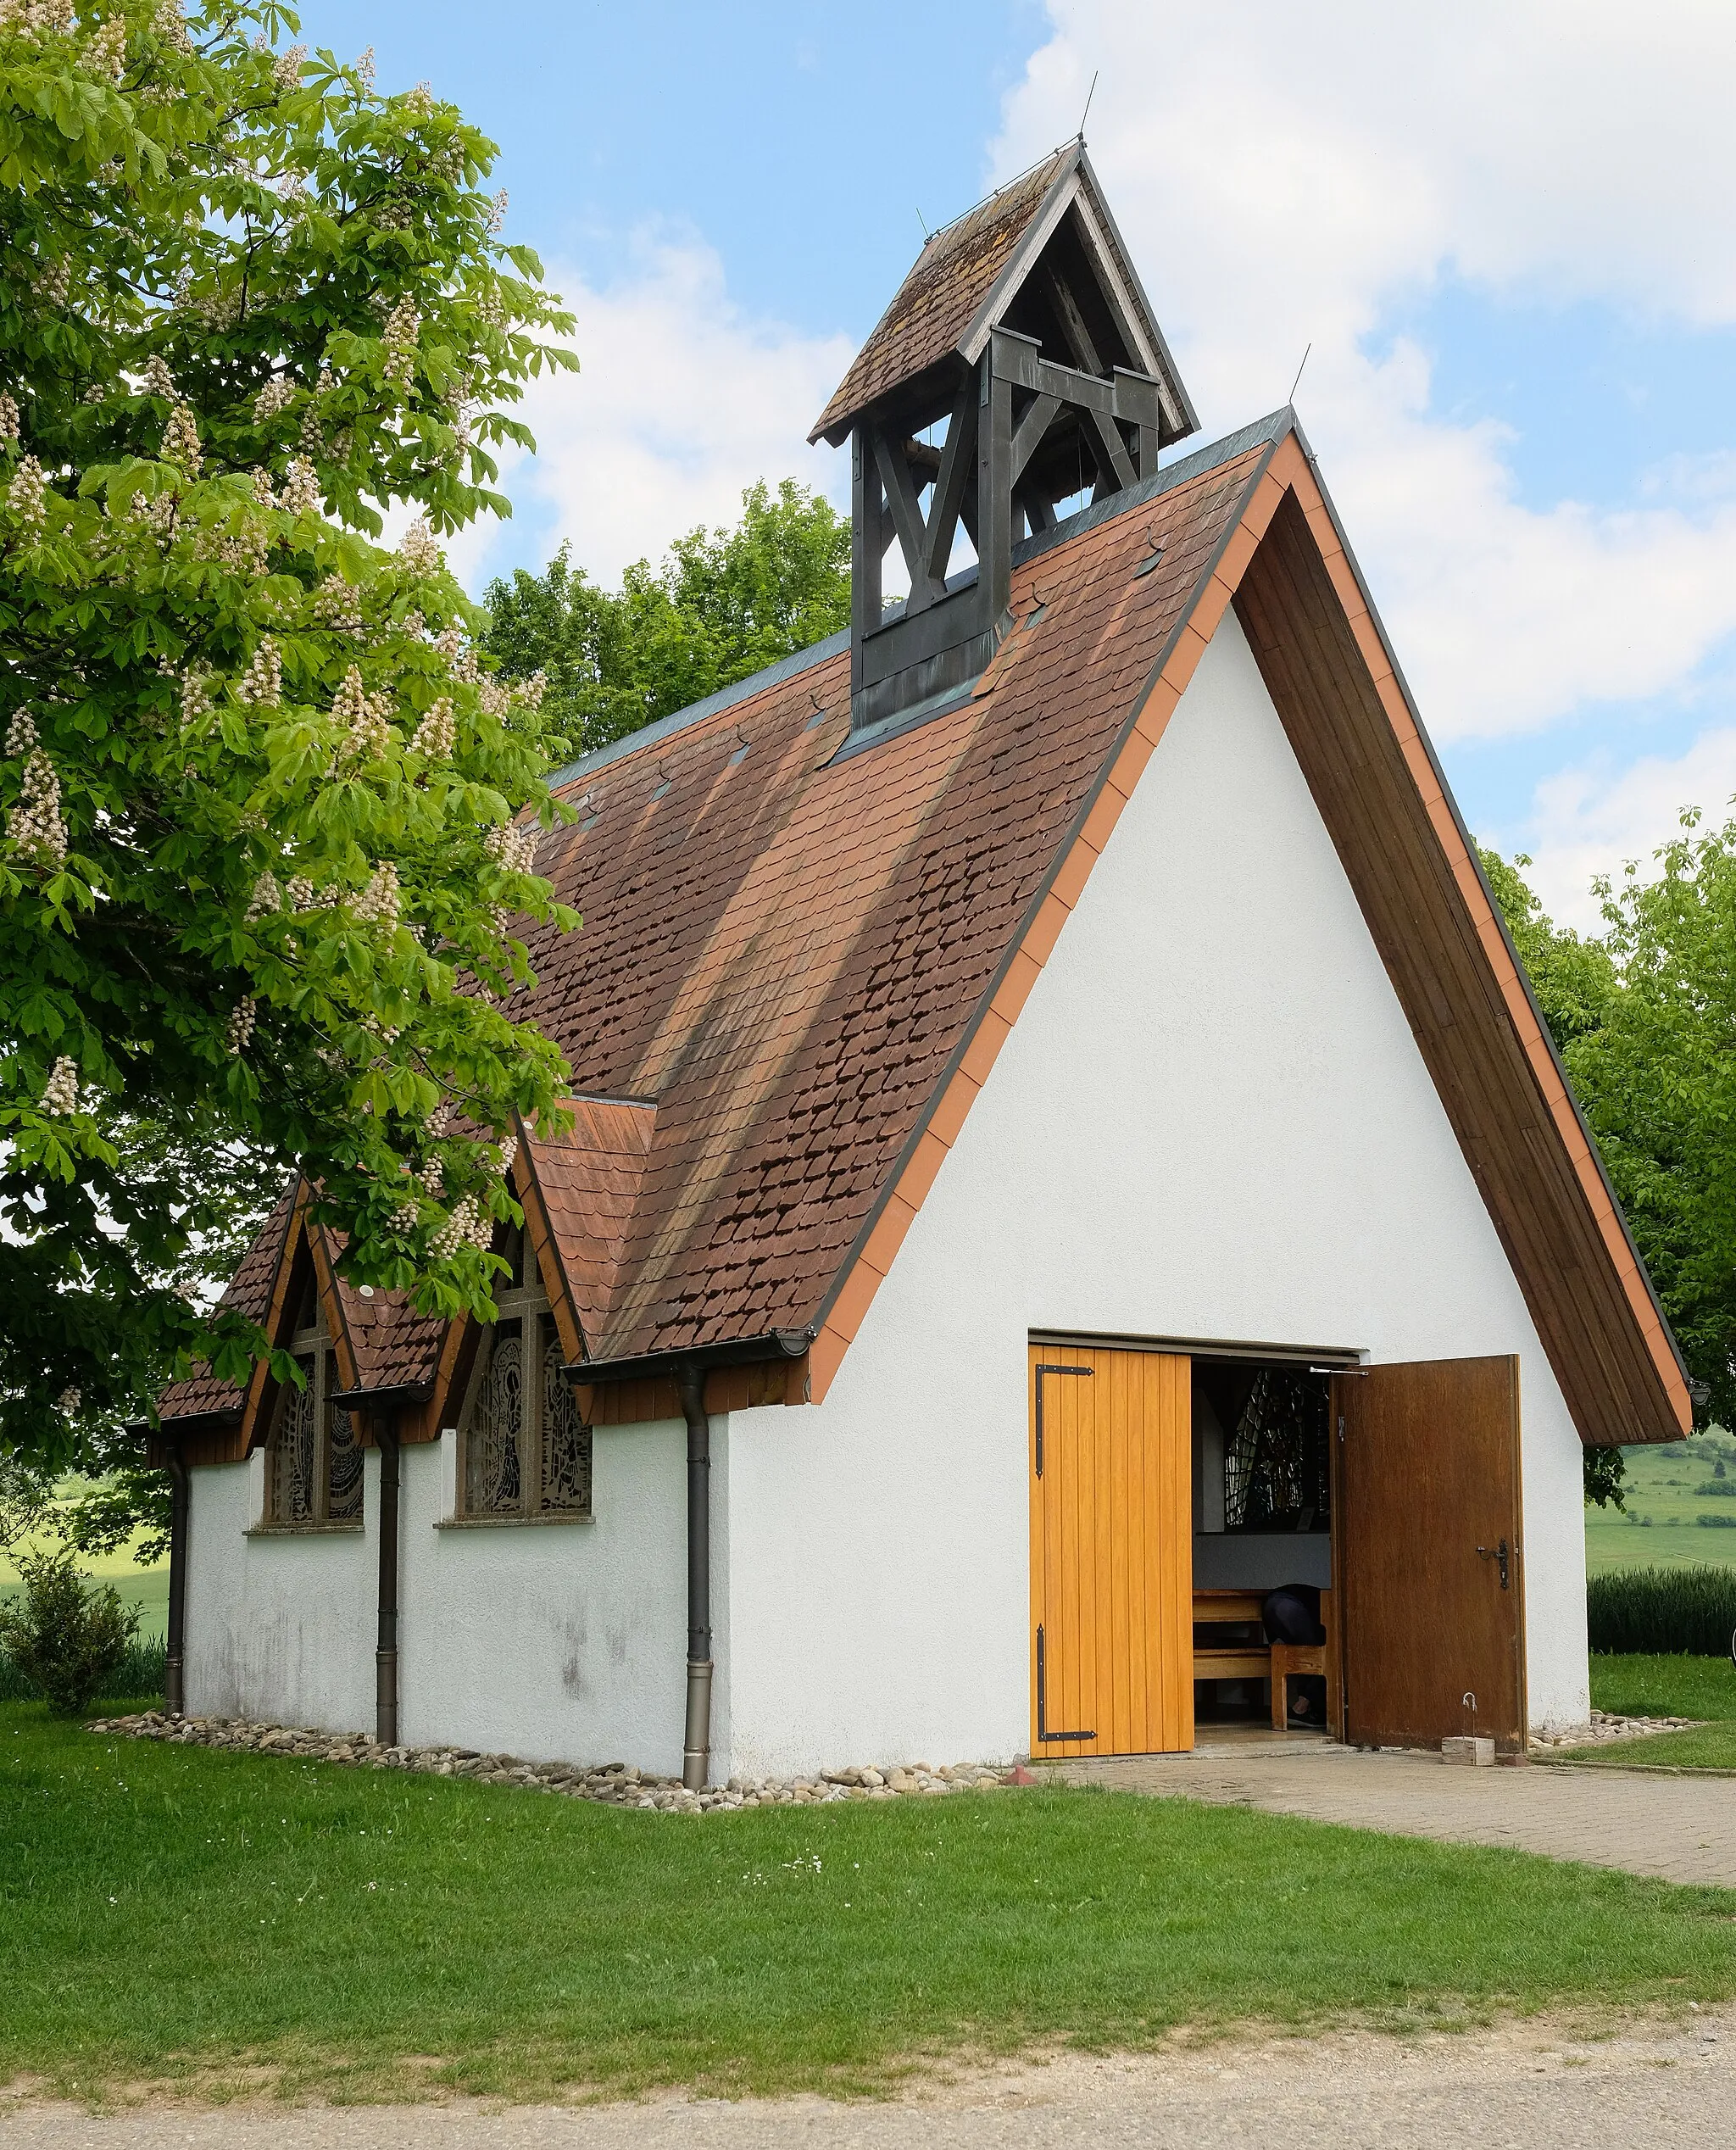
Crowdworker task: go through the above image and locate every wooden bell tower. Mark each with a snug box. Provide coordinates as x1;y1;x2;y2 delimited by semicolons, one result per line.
810;142;1199;735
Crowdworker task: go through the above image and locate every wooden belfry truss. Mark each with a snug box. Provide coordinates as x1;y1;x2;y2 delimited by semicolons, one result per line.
810;142;1199;732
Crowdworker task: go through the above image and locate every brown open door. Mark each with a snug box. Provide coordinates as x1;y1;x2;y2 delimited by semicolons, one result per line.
1333;1356;1526;1754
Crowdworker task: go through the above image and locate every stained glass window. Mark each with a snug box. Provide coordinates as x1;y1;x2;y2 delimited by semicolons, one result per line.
265;1278;365;1529
459;1234;591;1521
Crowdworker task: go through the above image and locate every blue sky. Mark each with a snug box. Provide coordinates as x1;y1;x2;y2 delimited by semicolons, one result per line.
292;1;1736;930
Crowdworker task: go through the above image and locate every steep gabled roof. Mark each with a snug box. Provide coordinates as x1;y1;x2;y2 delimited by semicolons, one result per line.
155;1178;298;1426
179;411;1692;1450
809;142;1197;448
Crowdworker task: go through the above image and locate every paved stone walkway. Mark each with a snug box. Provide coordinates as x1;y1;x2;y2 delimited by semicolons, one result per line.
3;2006;1733;2148
1059;1741;1736;1885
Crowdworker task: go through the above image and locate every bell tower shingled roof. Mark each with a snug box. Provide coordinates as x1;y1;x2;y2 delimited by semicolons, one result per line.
810;142;1199;737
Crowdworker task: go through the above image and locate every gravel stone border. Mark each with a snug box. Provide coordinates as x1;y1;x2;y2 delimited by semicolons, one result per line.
85;1711;1014;1812
1529;1707;1707;1753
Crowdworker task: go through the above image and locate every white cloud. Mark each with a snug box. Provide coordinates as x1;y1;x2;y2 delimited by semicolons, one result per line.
458;231;853;593
1522;729;1736;933
988;3;1736;746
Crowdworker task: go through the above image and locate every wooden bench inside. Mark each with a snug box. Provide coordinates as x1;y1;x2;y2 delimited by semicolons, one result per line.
1193;1586;1336;1733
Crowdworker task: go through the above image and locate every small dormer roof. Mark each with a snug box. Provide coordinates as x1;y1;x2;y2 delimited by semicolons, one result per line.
809;140;1198;448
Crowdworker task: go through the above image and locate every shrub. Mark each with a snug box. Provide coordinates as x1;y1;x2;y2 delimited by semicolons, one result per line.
1588;1565;1736;1655
1697;1479;1736;1496
0;1633;165;1706
0;1549;140;1715
1699;1513;1736;1528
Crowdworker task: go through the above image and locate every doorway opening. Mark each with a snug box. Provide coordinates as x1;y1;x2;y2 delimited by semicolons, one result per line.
1191;1356;1334;1736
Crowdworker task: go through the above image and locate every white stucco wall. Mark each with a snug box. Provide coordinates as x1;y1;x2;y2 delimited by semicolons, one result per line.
720;605;1589;1776
184;1448;376;1732
394;1418;694;1771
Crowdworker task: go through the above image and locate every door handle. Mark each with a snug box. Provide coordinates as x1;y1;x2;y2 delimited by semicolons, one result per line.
1476;1539;1510;1590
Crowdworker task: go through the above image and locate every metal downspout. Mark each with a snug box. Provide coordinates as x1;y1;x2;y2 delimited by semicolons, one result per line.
164;1444;190;1717
677;1364;713;1791
376;1420;401;1748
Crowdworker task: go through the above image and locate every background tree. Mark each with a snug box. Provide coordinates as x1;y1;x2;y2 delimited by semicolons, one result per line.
0;2;581;1473
1482;826;1736;1475
481;479;850;755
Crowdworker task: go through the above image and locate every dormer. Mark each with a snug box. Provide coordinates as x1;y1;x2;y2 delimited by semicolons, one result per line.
811;142;1198;735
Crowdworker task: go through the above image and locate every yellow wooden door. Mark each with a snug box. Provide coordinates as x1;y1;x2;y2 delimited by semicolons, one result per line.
1028;1345;1193;1757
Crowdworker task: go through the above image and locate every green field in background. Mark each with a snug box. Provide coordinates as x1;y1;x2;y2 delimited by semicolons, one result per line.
0;1479;168;1640
1585;1429;1736;1577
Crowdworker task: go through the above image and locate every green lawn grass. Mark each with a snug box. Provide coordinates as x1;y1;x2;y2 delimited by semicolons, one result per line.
5;1702;1736;2106
1589;1653;1736;1720
1555;1653;1736;1771
1554;1723;1736;1770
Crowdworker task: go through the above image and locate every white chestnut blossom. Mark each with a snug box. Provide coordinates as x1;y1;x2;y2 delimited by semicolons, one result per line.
311;575;364;632
279;457;320;516
516;669;548;712
273;42;306;89
332;666;392;758
6;710;36;755
8;454;47;528
298;402;323;458
477;677;510;720
382;296;420;391
236;637;282;707
419;1155;444;1197
6;0;75;34
35;257;70;308
404;81;435;116
85;17;125;81
56;1386;81;1415
139;354;175;400
484;821;537;874
162;400;202;475
180;667;210;727
253;376;295;421
355;45;375;92
285;873;314;910
432;623;465;660
41;1056;80;1116
225;997;258;1056
353;860;401;927
409;697;454;758
498;1134;518;1177
486;189;508;233
426;1102;454;1137
8;745;68;869
431;1194;489;1259
250;466;275;507
153;1;191;52
0;392;18;443
397;519;442;574
244;870;281;922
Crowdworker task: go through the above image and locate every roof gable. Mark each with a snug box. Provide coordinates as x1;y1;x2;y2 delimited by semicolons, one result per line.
175;415;1690;1450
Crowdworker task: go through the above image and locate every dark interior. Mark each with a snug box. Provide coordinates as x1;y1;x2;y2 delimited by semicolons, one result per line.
1192;1360;1333;1728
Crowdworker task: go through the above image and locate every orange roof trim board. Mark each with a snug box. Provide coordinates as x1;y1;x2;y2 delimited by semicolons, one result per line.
164;410;1690;1455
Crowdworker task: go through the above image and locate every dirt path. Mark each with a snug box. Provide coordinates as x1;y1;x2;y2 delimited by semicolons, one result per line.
1062;1742;1736;1885
3;2004;1734;2148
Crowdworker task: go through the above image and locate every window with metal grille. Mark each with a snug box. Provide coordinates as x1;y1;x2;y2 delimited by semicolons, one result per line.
459;1228;592;1521
266;1273;364;1529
